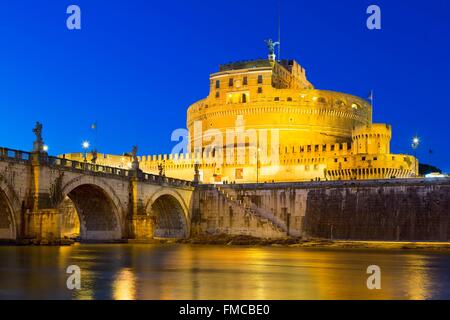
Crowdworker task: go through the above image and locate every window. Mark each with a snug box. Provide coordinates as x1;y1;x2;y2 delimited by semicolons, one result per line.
274;97;280;101
257;75;263;84
242;94;247;103
215;91;220;98
229;78;233;87
335;100;344;107
287;97;292;101
243;76;248;85
257;87;262;94
215;80;220;89
235;168;243;179
362;156;366;161
374;157;377;161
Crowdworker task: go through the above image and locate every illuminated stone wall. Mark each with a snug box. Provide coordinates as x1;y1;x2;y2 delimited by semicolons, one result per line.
210;179;450;241
190;185;288;239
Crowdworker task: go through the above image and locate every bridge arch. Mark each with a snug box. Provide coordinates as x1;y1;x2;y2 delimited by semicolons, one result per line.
146;188;189;238
59;176;124;241
0;178;19;241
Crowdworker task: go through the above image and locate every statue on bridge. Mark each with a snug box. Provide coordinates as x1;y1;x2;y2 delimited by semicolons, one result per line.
32;122;45;153
131;145;140;171
193;162;200;184
91;149;98;164
158;160;166;177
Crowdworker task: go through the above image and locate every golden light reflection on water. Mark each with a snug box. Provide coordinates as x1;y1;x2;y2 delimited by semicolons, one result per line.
0;244;446;299
404;255;431;300
113;268;137;300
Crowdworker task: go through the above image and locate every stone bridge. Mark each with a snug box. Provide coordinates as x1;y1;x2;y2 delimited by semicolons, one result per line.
0;148;195;243
2;146;450;244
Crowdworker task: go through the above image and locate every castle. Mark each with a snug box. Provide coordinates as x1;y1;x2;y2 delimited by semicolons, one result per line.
62;50;418;183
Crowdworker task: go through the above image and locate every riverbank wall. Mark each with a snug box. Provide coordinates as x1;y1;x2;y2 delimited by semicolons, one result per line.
191;178;450;241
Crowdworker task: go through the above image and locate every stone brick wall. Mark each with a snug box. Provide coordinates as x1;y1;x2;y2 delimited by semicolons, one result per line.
212;179;450;241
303;182;450;241
191;185;287;239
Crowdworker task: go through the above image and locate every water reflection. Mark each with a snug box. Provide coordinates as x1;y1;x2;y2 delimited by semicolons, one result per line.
113;268;136;300
0;244;449;300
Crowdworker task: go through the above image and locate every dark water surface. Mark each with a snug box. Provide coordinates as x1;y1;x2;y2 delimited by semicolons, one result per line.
0;244;449;300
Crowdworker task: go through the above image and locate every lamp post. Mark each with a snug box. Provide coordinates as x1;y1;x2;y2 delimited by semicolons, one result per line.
411;136;420;177
82;140;90;162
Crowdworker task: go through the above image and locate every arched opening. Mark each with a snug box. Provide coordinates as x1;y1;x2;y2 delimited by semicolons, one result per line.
150;194;187;238
0;189;15;240
59;184;121;241
60;196;80;240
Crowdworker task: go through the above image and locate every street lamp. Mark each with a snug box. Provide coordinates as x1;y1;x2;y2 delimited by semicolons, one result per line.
43;145;49;152
411;136;420;177
82;140;90;162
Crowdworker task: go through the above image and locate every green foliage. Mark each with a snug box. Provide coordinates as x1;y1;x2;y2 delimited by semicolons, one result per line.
419;163;442;175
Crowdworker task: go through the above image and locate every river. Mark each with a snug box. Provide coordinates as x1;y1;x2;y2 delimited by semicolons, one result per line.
0;244;449;300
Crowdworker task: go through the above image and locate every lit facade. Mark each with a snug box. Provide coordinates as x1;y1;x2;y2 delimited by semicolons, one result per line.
62;56;418;183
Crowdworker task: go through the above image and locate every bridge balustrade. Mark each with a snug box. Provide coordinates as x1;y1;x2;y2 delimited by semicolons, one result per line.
0;147;32;163
0;147;193;187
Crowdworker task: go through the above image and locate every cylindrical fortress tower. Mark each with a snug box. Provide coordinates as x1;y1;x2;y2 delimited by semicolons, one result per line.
352;123;392;155
60;56;418;183
187;59;372;151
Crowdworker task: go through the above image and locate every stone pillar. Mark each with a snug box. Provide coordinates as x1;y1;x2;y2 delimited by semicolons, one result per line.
24;154;62;243
127;175;153;240
23;123;64;243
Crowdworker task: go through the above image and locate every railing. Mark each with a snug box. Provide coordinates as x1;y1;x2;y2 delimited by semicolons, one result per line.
0;147;32;163
0;147;194;187
47;156;131;177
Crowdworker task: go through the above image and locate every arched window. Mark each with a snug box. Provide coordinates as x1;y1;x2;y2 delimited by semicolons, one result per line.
257;75;263;84
335;100;344;106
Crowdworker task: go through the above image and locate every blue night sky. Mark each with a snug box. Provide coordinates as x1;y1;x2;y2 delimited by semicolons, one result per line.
1;0;449;172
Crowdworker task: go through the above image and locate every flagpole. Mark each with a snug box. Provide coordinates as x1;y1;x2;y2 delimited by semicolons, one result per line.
278;0;281;61
370;90;374;123
92;121;98;151
372;90;374;110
